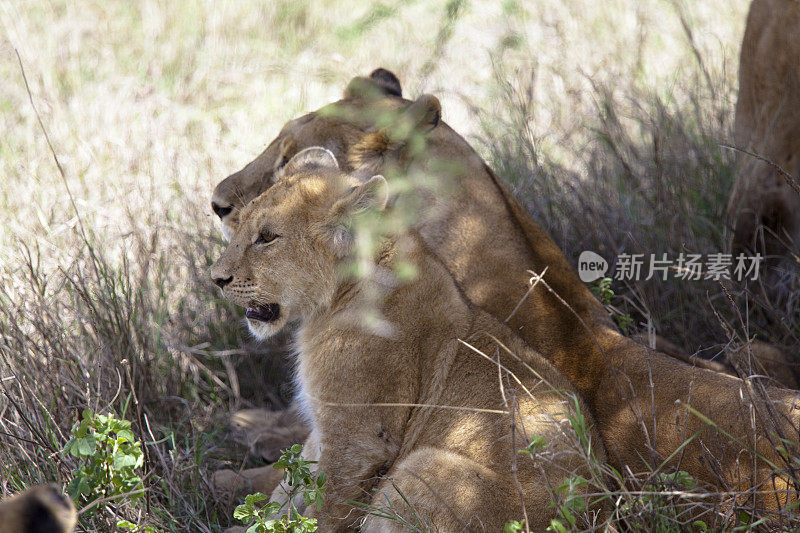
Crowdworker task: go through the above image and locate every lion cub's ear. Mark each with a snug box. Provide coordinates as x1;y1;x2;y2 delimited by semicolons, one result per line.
275;147;339;180
328;175;389;257
404;94;441;133
386;94;442;139
336;175;389;215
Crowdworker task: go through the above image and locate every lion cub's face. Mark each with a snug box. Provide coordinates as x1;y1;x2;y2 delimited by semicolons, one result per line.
211;148;387;339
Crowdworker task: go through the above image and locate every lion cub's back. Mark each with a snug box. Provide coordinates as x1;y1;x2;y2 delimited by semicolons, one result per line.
422;307;605;467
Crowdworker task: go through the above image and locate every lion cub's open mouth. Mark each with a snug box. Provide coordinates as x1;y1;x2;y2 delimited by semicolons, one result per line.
246;304;280;323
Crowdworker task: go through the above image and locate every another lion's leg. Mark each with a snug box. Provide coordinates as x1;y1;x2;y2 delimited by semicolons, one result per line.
213;430;318;514
361;447;543;533
230;403;312;462
211;465;284;500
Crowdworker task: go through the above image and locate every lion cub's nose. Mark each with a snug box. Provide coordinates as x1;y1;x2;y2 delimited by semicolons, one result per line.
211;202;233;219
213;275;233;289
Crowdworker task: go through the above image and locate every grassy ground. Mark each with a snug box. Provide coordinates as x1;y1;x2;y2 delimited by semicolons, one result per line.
1;0;797;530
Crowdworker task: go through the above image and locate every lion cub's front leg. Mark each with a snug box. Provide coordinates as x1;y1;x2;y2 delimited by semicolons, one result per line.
307;409;407;532
269;429;321;514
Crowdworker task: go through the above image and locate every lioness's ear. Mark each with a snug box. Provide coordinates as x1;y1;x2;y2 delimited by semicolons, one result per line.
344;68;403;100
276;147;339;180
347;95;442;169
329;175;388;257
368;68;402;97
273;136;296;174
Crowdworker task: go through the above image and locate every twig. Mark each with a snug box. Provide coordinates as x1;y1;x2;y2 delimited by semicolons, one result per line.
721;143;800;197
77;488;147;515
14;48;91;244
505;266;548;323
508;395;531;533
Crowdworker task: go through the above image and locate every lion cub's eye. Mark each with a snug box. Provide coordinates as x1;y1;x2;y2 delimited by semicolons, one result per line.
254;231;279;245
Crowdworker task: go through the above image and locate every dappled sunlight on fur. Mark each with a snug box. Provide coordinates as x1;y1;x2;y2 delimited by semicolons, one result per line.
213;158;606;531
211;70;800;521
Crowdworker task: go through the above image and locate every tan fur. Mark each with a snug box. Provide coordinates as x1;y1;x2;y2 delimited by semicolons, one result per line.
230;406;311;463
728;0;800;264
211;69;800;510
728;341;800;390
633;333;799;390
0;485;76;533
211;165;606;531
211;405;311;501
211;467;285;504
631;333;730;374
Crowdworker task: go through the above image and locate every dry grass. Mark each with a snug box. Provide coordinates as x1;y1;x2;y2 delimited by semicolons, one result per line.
0;0;797;530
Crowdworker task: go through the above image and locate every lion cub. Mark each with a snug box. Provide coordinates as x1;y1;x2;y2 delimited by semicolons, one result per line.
0;484;77;533
212;148;605;532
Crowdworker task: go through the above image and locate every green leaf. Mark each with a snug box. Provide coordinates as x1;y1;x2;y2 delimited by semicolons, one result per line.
523;435;547;454
71;434;96;456
117;429;135;442
233;504;254;522
244;492;269;506
113;451;139;469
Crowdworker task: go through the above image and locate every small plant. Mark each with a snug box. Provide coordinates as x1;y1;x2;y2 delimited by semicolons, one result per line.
591;277;615;305
504;519;526;532
117;520;156;532
233;444;325;533
519;435;547;455
614;313;635;334
65;409;145;512
591;277;635;333
547;475;589;532
614;469;711;532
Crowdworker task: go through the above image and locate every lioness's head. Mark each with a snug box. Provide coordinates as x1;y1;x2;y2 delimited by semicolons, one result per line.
210;68;440;240
211;148;388;339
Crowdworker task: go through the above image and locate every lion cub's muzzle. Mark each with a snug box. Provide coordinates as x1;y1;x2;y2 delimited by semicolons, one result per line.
246;303;280;323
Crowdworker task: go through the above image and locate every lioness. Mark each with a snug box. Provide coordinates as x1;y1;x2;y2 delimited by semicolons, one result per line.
212;69;800;509
0;484;77;533
633;334;799;390
211;148;606;531
728;0;800;270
